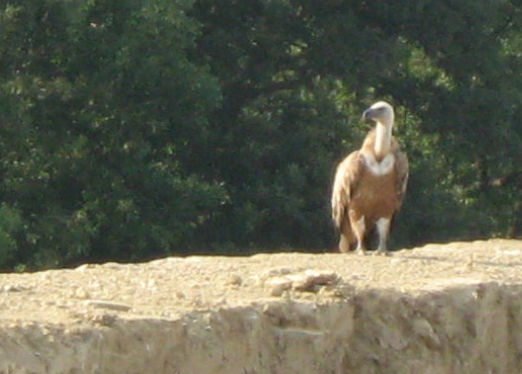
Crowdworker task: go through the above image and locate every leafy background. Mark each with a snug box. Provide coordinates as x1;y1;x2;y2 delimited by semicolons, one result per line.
0;0;521;270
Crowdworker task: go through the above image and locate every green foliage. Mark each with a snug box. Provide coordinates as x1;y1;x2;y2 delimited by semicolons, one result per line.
0;0;225;269
0;205;22;270
0;0;521;270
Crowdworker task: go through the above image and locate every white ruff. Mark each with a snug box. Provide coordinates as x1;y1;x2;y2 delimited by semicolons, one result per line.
363;153;395;176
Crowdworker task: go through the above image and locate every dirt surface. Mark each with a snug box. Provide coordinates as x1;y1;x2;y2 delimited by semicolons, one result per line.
1;239;521;325
1;239;522;373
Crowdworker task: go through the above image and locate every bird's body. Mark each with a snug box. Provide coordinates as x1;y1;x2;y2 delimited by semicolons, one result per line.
331;101;408;255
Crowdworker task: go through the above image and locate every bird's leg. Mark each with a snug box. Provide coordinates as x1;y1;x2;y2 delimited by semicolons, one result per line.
339;234;350;253
374;217;391;256
350;214;366;255
355;239;366;255
338;220;352;253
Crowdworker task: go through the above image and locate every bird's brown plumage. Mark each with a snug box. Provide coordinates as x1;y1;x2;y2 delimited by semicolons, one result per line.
331;101;408;254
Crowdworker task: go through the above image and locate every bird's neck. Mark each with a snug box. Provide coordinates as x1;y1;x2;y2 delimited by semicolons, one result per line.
374;120;393;159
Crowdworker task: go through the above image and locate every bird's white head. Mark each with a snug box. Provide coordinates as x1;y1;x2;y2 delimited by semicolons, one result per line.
362;101;395;128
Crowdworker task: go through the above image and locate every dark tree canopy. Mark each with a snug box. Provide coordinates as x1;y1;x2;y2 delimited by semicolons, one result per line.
0;0;521;270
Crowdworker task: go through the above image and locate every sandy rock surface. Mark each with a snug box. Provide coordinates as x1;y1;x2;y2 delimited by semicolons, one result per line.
1;239;522;373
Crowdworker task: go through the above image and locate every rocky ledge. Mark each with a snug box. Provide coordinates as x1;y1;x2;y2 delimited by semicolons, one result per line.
1;239;522;374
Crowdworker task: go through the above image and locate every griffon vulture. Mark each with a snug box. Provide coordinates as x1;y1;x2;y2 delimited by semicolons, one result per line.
331;101;408;255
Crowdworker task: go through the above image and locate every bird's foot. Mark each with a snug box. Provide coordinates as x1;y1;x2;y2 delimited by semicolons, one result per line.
373;249;391;257
354;248;367;256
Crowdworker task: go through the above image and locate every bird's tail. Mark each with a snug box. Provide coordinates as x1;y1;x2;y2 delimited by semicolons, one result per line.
338;217;356;253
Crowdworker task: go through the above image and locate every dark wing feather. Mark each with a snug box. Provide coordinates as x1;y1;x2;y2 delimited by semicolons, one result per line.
394;149;409;208
331;150;364;230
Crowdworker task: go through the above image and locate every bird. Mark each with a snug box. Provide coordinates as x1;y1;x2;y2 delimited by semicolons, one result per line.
331;101;409;255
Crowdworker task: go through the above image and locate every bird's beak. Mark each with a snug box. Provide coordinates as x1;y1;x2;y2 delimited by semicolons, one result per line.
361;108;372;122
